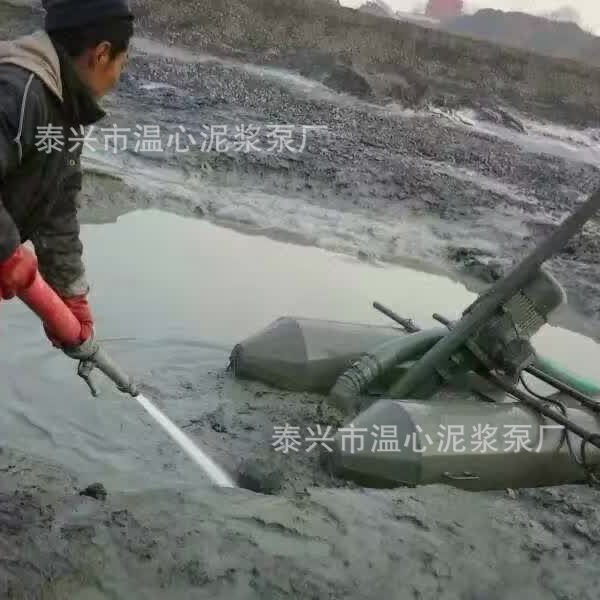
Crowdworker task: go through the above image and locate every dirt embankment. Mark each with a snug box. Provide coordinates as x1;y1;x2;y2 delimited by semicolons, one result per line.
8;0;600;126
130;0;600;127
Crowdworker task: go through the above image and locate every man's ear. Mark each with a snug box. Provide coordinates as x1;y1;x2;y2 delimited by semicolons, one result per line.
93;41;113;67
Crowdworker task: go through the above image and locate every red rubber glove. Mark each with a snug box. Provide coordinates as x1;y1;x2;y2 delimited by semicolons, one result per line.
45;294;94;348
0;245;38;300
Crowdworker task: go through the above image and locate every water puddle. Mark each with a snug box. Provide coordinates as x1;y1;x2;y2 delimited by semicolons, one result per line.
1;209;599;490
81;149;451;270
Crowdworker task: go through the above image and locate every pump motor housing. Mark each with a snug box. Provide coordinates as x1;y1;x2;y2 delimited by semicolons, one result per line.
467;267;566;376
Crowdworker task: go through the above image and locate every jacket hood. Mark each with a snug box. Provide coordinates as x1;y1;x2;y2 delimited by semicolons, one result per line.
0;30;63;102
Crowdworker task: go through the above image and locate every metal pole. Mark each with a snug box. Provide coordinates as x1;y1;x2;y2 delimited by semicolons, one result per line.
373;302;420;333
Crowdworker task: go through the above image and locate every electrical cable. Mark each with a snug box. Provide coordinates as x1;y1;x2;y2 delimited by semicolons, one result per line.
519;373;600;486
506;312;600;484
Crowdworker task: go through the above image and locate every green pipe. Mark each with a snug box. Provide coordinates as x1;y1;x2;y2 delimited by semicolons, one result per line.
329;328;446;413
532;355;600;397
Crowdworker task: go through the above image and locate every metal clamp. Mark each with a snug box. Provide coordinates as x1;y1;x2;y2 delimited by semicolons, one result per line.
77;359;100;397
66;336;138;398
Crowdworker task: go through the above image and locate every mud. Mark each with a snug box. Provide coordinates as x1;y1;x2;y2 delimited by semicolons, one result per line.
2;445;600;600
2;2;600;598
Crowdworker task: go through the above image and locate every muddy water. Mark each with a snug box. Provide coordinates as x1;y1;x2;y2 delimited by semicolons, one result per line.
1;209;599;493
454;108;600;167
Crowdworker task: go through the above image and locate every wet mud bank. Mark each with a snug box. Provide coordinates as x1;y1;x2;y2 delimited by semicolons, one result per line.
2;444;600;599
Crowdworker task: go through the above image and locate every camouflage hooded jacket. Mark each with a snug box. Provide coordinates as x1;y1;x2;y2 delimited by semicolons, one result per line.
0;30;106;297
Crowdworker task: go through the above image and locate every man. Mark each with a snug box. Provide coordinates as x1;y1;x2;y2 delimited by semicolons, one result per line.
0;0;133;349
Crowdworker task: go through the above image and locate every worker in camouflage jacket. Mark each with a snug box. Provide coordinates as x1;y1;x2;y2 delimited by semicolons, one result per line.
0;0;133;348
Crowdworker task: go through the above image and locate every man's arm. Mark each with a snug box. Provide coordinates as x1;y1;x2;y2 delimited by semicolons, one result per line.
0;81;24;263
0;71;92;346
30;148;94;346
30;154;90;298
0;75;49;304
0;68;87;298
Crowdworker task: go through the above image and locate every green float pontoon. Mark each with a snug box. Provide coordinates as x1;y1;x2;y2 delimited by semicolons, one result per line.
229;318;403;393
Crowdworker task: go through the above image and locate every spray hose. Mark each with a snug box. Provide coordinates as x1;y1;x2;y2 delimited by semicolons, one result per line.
18;271;138;397
17;271;236;488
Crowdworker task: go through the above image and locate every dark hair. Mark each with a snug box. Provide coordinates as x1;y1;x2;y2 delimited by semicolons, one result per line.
48;16;134;59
